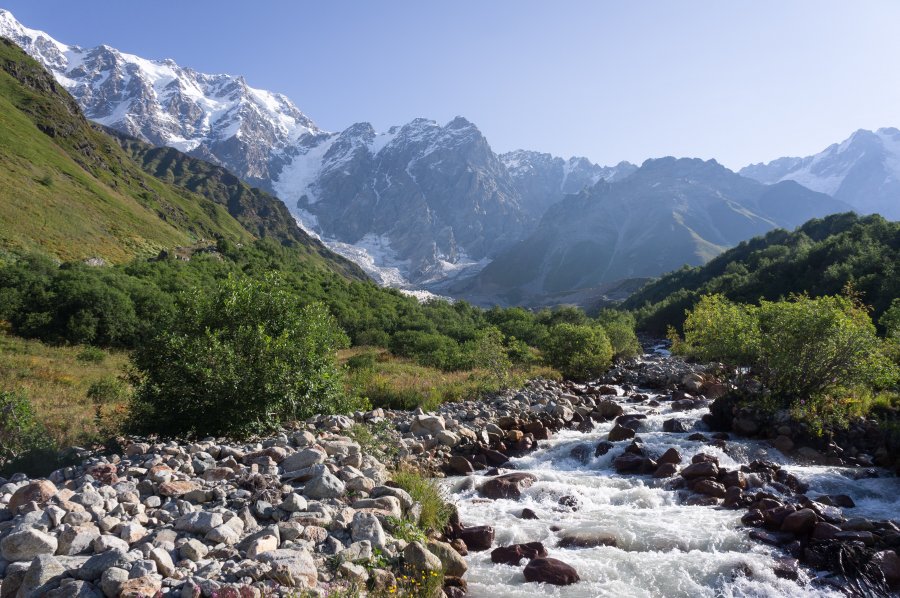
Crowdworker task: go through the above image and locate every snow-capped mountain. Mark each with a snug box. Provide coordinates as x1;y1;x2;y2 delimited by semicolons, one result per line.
500;150;637;218
273;117;527;285
0;8;318;186
740;127;900;220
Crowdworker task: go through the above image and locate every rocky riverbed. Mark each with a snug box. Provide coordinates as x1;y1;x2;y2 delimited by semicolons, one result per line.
0;349;898;597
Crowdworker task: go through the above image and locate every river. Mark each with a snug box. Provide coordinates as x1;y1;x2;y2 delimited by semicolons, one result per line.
443;358;899;597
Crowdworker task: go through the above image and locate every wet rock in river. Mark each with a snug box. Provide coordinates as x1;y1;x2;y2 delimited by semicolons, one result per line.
479;472;537;500
523;557;581;585
491;542;548;565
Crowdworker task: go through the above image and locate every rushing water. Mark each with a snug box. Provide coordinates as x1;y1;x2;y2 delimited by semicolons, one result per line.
444;373;900;597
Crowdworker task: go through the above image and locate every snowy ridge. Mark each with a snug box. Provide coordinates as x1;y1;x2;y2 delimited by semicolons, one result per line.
740;127;900;219
0;8;319;180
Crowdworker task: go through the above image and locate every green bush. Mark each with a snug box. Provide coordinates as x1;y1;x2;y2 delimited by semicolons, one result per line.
677;294;759;365
466;326;512;388
676;293;898;408
542;323;614;381
76;346;107;364
127;273;362;438
596;309;641;360
0;390;56;475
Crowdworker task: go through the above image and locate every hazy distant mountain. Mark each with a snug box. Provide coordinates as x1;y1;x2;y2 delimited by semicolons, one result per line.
741;127;900;220
500;150;636;219
459;158;852;306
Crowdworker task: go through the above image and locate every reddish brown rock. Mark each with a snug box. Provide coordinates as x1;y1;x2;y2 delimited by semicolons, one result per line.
490;542;547;565
159;480;200;497
653;463;678;478
780;508;818;535
457;526;494;551
681;461;718;480
658;448;682;465
479;473;537;500
523;557;580;586
8;480;57;511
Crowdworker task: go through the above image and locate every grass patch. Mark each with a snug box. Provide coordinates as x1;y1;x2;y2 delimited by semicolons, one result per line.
390;467;454;535
0;329;130;447
341;347;558;412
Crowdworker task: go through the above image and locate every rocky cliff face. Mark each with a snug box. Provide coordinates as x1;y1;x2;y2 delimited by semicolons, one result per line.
460;158;852;305
273;117;531;283
741;127;900;220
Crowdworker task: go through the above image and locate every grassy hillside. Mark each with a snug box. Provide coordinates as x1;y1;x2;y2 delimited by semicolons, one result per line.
624;212;900;333
0;37;260;262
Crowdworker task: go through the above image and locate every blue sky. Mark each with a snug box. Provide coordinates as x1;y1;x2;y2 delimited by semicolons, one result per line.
4;1;900;169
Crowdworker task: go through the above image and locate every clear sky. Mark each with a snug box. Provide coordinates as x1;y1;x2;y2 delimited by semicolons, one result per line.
4;0;900;169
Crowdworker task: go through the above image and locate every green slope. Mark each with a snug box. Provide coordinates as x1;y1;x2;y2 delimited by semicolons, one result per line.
623;212;900;333
0;38;256;262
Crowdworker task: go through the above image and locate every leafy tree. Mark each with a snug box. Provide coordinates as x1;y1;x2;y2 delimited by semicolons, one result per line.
542;323;614;381
128;273;359;438
596;309;642;360
679;294;760;365
468;326;512;388
676;293;897;405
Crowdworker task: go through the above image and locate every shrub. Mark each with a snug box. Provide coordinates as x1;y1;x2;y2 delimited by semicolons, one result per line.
596;309;641;360
542;323;614;381
677;293;898;409
466;327;512;388
76;346;106;364
678;294;759;365
0;390;55;475
128;273;361;438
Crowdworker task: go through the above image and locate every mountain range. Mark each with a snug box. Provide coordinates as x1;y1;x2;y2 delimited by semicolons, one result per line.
740;127;900;220
457;157;850;306
2;8;896;306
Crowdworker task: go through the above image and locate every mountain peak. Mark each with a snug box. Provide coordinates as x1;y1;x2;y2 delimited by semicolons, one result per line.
740;126;900;218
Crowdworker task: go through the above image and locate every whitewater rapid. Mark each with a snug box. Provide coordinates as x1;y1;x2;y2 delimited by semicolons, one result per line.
444;380;899;597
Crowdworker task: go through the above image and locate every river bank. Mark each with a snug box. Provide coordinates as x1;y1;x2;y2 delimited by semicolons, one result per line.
0;349;898;596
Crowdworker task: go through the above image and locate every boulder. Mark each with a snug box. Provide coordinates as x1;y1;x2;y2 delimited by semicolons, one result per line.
0;528;58;562
479;473;537;500
680;461;718;480
403;541;442;573
607;424;636;442
8;480;57;511
457;526;494;551
448;456;475;475
118;576;162;598
351;512;386;549
410;415;445;437
17;554;65;597
557;530;617;549
303;469;345;499
872;550;900;589
490;542;547;565
523;557;580;586
281;448;326;472
258;548;317;587
780;508;817;535
657;448;682;465
427;540;468;577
